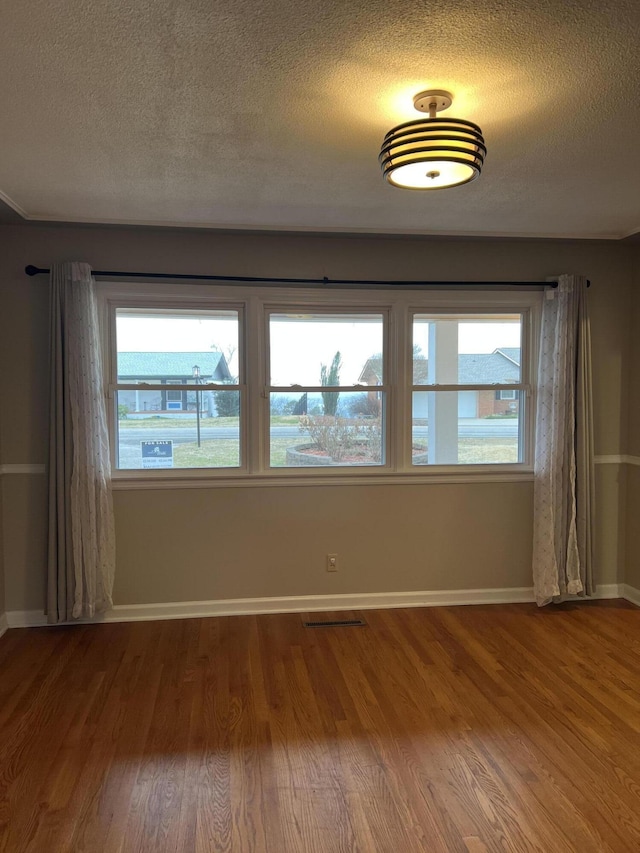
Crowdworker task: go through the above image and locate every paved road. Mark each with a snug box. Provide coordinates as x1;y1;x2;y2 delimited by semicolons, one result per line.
118;422;518;449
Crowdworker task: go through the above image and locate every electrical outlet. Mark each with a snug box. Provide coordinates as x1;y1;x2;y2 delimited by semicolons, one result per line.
326;553;338;572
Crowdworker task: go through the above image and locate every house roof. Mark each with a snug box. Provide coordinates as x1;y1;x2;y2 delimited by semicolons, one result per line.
457;352;520;384
1;1;639;239
118;351;230;379
495;348;521;366
359;348;521;385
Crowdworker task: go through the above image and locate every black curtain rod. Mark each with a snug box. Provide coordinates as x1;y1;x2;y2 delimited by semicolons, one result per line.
25;265;584;289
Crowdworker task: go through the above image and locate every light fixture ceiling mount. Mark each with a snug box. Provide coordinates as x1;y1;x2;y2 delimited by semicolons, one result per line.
412;89;452;114
379;89;486;190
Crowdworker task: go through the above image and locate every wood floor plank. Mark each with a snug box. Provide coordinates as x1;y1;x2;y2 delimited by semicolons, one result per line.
2;601;640;851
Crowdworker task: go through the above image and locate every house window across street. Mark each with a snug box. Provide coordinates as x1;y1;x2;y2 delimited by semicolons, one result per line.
103;288;536;480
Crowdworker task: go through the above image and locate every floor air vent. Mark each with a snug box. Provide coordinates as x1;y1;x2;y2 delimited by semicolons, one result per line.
303;619;366;628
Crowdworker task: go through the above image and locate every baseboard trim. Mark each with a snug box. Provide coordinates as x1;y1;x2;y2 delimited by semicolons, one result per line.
8;588;536;627
596;583;624;599
622;584;640;607
4;583;627;629
0;613;8;639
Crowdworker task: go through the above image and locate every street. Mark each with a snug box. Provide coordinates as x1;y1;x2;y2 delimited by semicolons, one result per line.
118;421;518;449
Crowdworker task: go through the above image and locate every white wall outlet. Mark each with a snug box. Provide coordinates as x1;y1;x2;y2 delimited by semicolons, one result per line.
326;553;338;572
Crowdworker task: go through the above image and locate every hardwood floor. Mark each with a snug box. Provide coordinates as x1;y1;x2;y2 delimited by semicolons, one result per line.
2;601;640;851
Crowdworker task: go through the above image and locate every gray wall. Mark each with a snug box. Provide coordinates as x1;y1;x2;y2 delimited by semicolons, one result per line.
0;422;4;619
625;248;640;589
0;223;635;611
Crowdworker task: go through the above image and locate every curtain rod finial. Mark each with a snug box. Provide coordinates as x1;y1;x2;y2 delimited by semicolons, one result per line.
25;265;42;276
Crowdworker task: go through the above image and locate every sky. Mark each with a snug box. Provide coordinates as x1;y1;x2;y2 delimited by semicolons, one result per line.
117;313;521;386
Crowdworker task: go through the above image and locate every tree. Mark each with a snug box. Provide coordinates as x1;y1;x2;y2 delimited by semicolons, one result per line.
210;343;238;382
320;351;342;416
270;396;299;415
208;342;240;416
213;390;239;417
292;393;308;415
348;395;380;418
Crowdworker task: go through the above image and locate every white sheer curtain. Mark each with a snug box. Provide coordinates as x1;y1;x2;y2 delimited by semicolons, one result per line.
533;275;594;606
47;262;115;622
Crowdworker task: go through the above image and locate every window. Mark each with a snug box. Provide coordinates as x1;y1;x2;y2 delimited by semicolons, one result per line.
267;311;386;467
411;314;525;464
113;308;242;470
165;381;184;411
103;287;537;480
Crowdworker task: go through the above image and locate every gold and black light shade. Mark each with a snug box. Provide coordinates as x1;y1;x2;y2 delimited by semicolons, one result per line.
379;90;486;190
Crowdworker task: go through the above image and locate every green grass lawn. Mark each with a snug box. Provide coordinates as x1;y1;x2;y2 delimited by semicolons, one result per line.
173;440;240;467
413;438;518;464
171;436;518;468
119;415;300;429
119;416;240;430
173;438;293;468
458;438;518;463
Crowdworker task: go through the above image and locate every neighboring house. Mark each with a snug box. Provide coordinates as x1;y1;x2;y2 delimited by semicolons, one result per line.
359;348;521;419
117;351;232;418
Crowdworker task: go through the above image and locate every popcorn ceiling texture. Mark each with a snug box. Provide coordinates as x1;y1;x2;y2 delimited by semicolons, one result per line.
1;0;639;237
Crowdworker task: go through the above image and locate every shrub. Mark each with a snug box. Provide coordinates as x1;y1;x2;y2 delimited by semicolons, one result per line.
348;396;381;418
299;415;382;462
299;415;351;462
213;390;240;417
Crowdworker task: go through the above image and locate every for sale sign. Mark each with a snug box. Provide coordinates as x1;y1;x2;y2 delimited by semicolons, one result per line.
141;440;174;469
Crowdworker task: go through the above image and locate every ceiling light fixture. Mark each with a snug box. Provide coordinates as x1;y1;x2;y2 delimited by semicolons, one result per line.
379;90;486;190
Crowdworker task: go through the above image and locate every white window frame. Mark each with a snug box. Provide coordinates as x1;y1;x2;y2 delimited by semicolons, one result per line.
97;282;540;488
105;295;247;475
164;381;184;411
409;309;531;468
264;306;391;469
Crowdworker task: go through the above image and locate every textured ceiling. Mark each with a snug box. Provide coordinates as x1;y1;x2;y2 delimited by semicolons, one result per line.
1;0;639;238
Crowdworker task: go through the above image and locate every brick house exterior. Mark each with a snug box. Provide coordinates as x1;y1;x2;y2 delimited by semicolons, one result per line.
359;348;520;419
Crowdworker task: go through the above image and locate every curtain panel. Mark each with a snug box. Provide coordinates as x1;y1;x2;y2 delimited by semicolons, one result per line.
47;262;115;623
532;274;594;606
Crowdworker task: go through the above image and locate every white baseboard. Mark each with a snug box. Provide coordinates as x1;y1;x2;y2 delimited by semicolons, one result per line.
596;583;624;599
622;584;640;607
0;613;8;639
3;583;628;629
7;587;535;628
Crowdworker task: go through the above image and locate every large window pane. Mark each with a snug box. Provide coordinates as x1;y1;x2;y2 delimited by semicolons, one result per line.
412;391;520;465
108;296;533;478
115;309;241;470
270;392;384;467
413;315;521;385
116;390;240;469
116;309;240;382
269;313;384;386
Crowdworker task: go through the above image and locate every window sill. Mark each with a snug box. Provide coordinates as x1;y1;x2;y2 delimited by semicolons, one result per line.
111;468;534;490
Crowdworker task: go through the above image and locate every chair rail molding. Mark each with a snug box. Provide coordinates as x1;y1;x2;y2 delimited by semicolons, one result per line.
594;455;640;466
0;464;46;475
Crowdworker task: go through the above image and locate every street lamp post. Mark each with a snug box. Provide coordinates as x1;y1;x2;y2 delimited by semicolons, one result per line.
192;364;201;448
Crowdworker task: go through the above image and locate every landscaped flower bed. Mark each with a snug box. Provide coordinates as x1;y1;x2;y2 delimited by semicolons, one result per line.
285;441;429;466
